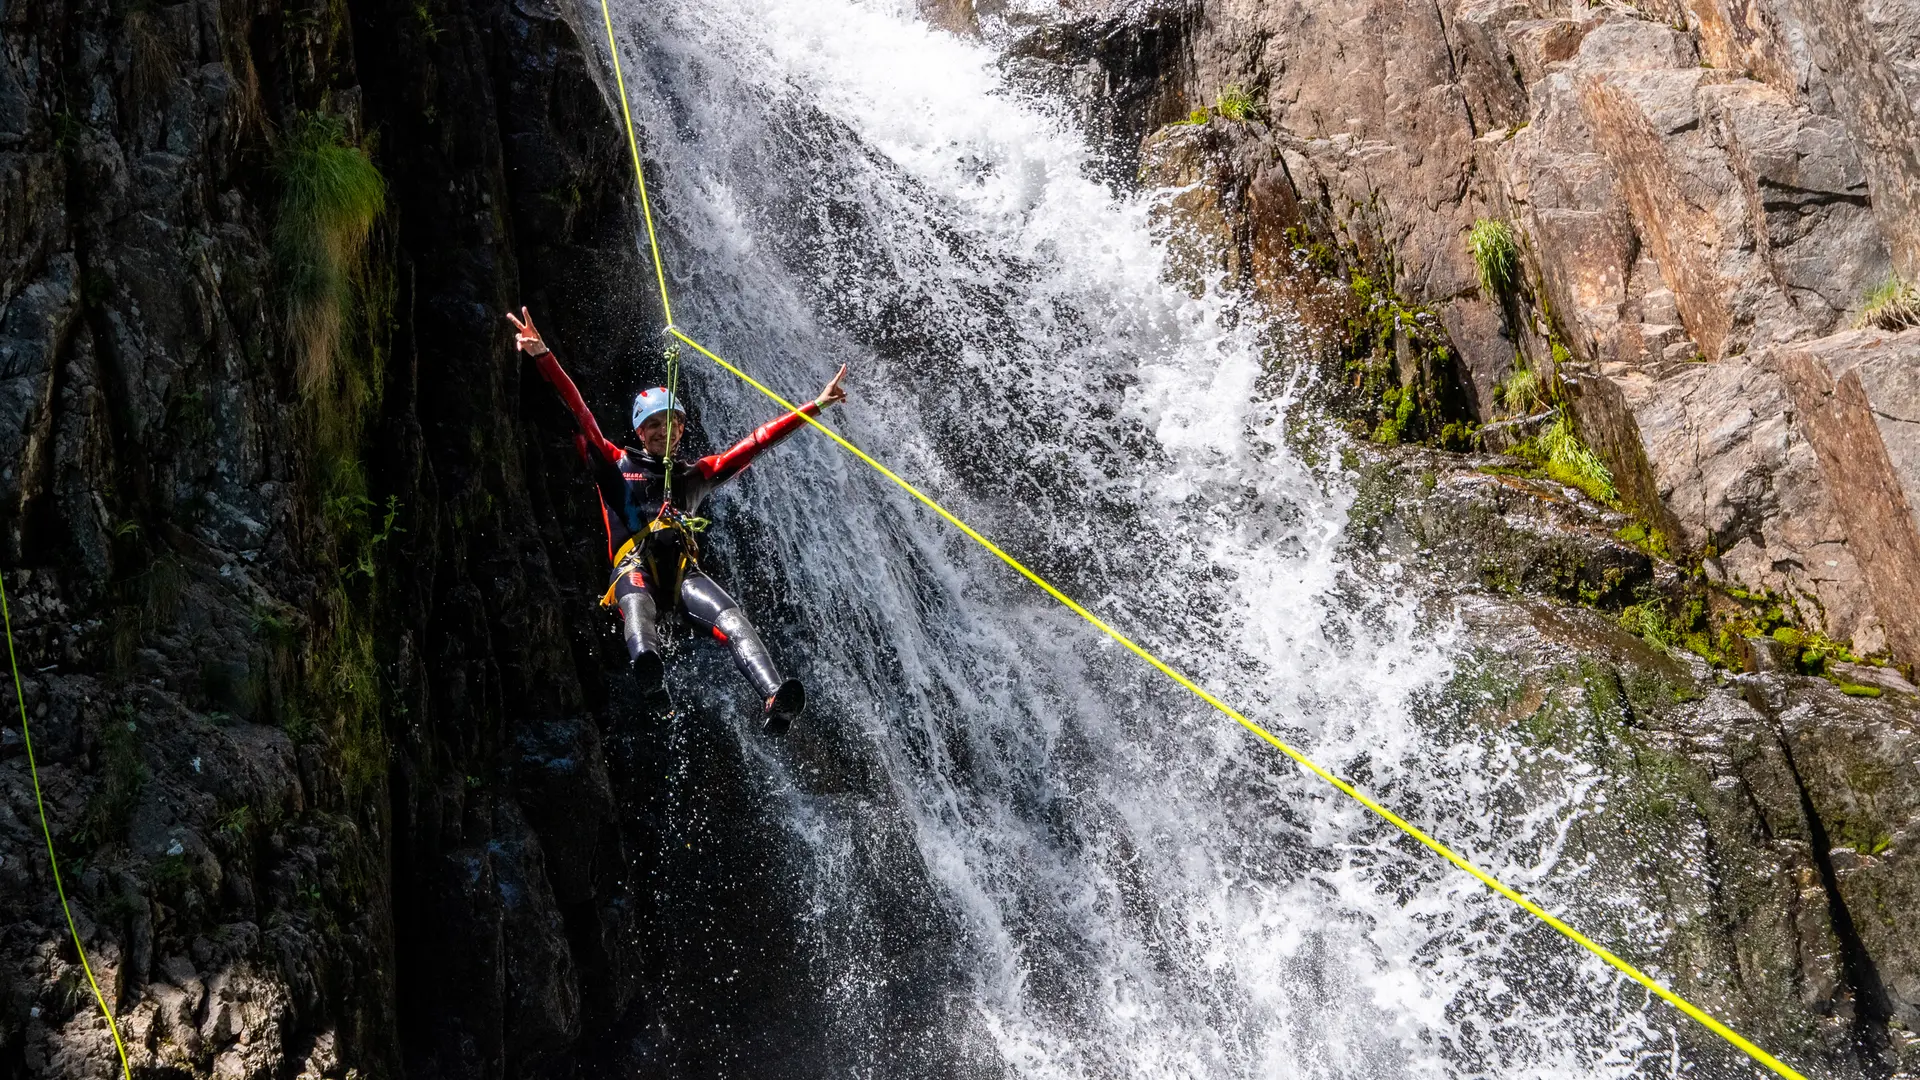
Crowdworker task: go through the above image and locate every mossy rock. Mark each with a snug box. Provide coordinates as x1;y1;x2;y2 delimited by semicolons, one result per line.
1434;593;1919;1074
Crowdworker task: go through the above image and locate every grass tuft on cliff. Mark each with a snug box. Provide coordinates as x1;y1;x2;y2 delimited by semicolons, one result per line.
1858;276;1920;331
275;113;386;395
1497;364;1543;414
1535;415;1615;502
1214;84;1259;121
1468;218;1518;297
1177;85;1261;126
127;8;179;105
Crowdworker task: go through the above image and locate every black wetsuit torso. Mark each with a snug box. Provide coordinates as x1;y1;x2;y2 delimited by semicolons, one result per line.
589;448;735;561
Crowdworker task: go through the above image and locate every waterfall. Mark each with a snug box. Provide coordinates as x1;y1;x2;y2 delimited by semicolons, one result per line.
594;0;1670;1074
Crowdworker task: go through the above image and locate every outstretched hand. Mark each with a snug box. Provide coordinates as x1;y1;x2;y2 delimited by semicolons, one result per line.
506;306;549;356
814;364;849;410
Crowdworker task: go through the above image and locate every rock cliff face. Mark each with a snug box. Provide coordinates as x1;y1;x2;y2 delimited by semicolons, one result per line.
7;0;1919;1076
0;0;678;1074
1098;0;1920;672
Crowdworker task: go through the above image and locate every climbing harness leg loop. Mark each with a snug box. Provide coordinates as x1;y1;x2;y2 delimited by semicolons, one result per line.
600;508;709;610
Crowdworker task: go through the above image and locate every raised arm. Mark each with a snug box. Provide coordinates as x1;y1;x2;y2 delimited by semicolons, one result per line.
696;364;848;483
509;307;621;465
697;402;823;483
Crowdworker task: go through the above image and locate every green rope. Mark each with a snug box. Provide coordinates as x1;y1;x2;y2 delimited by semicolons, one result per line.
2;569;134;1080
661;337;682;504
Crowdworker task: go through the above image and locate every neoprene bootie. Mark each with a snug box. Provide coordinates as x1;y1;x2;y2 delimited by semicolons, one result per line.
763;678;805;736
632;650;664;691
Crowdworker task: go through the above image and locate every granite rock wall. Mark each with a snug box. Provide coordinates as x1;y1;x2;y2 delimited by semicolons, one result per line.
1003;0;1920;1070
1085;0;1920;669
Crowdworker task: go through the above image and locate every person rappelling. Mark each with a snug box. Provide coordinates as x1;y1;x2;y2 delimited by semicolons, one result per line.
507;307;847;734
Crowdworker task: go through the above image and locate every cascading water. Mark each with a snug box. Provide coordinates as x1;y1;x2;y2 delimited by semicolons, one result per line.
593;1;1685;1075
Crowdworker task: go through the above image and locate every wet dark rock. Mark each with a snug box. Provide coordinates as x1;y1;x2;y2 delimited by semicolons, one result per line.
1347;446;1656;609
0;0;679;1073
1001;1;1196;183
1354;440;1920;1075
1446;594;1920;1075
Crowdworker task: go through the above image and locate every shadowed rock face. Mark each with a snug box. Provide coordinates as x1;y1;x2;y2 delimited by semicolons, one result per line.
0;0;685;1073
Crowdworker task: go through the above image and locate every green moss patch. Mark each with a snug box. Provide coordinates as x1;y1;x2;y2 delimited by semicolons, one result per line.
1343;275;1474;449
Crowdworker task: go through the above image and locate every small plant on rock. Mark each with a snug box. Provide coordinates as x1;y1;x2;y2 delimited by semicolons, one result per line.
1497;364;1543;415
1857;277;1920;331
126;6;180;105
1619;602;1671;649
150;852;192;893
1613;520;1672;561
1468;217;1519;297
1214;84;1259;121
411;0;441;40
218;805;254;839
1372;385;1418;445
275;112;386;395
1536;415;1616;502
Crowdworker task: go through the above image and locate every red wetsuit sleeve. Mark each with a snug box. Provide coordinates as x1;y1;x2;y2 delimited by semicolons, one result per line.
696;401;823;483
532;349;622;465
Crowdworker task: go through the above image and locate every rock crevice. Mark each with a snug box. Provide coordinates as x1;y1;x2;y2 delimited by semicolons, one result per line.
1777;728;1897;1075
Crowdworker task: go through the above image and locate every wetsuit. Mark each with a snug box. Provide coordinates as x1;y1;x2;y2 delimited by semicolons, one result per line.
531;347;820;702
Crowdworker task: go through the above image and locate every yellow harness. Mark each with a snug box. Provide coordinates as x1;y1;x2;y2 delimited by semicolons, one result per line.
599;513;703;607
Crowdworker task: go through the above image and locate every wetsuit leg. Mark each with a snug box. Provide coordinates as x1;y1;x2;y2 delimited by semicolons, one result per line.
679;571;785;699
612;566;665;687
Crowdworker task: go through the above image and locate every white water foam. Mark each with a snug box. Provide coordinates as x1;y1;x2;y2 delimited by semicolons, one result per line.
591;0;1673;1074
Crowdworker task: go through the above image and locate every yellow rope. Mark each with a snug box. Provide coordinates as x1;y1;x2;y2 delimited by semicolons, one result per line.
592;5;1810;1076
3;571;135;1080
596;0;673;329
